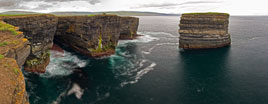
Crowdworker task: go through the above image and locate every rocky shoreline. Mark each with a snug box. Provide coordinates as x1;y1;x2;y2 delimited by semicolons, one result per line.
0;14;139;103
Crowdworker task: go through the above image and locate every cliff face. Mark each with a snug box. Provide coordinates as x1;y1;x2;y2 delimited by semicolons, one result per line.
119;17;139;39
1;15;58;73
179;13;231;49
0;57;29;104
55;15;122;57
0;22;30;67
0;23;29;104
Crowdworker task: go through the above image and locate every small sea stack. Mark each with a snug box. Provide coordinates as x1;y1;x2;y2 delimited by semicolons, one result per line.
179;12;231;49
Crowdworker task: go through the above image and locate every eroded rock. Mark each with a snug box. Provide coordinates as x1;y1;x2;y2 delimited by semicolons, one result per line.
119;17;139;40
179;13;231;49
1;14;58;73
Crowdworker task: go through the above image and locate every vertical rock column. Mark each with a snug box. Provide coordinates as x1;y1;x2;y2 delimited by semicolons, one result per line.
2;15;58;73
179;13;231;49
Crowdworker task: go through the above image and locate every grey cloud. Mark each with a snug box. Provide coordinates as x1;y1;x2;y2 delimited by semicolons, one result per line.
133;1;222;9
0;0;101;10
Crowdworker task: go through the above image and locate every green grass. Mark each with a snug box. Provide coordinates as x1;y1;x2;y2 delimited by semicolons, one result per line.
0;13;46;17
88;14;96;17
183;12;229;15
0;14;30;16
0;21;20;35
0;41;8;47
0;54;4;59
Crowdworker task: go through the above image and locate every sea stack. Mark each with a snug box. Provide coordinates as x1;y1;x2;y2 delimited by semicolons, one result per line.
179;12;231;49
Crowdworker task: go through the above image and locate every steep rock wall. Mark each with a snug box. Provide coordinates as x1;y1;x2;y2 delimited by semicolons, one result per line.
119;17;139;39
1;15;58;73
0;23;29;104
0;22;30;67
0;57;29;104
179;13;231;49
55;15;121;57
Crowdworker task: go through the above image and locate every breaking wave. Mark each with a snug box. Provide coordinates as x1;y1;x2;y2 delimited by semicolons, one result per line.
40;50;87;78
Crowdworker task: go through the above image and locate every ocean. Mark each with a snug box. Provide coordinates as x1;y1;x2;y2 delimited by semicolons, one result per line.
24;16;268;104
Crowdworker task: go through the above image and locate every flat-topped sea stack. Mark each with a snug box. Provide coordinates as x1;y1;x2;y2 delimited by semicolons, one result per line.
179;12;231;49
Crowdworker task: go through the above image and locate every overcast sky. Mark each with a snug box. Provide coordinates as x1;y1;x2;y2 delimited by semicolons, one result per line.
0;0;267;15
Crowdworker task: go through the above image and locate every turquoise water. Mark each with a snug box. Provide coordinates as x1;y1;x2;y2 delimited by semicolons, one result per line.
24;16;268;104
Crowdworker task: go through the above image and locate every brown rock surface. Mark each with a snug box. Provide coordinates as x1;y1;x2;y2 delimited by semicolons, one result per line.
0;57;29;104
55;15;121;57
1;14;58;72
119;17;139;40
0;22;30;67
179;13;231;49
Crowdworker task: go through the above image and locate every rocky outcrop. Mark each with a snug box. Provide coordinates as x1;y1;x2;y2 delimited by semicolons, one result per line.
0;22;29;104
0;21;30;67
1;14;58;73
119;17;139;39
55;15;122;57
179;13;231;49
0;57;29;104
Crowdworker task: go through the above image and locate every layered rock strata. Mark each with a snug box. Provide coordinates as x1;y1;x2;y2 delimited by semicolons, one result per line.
55;15;122;57
0;22;29;104
179;13;231;49
0;22;30;67
1;14;58;73
119;17;139;39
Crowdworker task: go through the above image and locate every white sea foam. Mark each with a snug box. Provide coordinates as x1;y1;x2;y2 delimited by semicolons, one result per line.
142;43;180;55
118;34;159;45
120;60;156;87
67;83;84;99
40;50;87;78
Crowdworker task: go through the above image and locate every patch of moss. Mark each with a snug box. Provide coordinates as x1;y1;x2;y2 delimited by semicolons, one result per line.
25;51;50;67
183;12;229;16
0;21;20;35
0;54;4;59
88;14;96;17
13;68;19;75
0;41;8;47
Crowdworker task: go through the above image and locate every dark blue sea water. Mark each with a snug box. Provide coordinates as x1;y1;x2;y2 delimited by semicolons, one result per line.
24;16;268;104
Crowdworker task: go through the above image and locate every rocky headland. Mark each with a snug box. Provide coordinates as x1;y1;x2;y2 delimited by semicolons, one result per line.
55;15;121;57
1;14;58;73
0;14;139;103
179;12;231;49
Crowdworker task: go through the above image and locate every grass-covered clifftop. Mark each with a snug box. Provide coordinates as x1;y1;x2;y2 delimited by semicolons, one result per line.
0;21;21;35
182;12;229;16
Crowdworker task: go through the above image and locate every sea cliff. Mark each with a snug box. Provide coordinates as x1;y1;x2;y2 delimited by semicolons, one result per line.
0;21;29;104
0;14;139;103
119;17;139;39
55;15;121;57
179;13;231;49
1;14;58;73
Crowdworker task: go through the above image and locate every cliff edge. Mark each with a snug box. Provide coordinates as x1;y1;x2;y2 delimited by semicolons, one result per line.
1;14;58;73
0;21;29;104
179;12;231;49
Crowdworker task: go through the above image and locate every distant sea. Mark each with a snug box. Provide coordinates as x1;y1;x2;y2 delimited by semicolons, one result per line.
24;16;268;104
